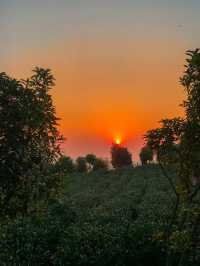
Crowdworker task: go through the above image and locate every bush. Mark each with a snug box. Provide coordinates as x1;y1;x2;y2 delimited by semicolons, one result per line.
93;158;109;171
139;146;153;165
85;154;109;172
54;155;75;174
76;157;88;173
0;202;165;266
85;154;97;165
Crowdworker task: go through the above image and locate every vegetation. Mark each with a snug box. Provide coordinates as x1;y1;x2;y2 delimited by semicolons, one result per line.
92;157;109;171
0;68;63;218
145;49;200;265
54;155;75;174
1;50;200;265
75;156;88;173
85;153;97;166
111;143;132;168
86;153;109;171
0;165;173;265
139;146;153;165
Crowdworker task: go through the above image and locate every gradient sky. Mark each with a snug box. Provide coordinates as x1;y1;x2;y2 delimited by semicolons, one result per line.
1;0;200;160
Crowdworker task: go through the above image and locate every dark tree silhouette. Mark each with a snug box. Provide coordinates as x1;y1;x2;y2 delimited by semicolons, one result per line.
111;143;132;168
54;155;75;174
139;146;153;165
0;67;63;217
85;154;97;165
76;157;88;173
145;49;200;265
93;158;109;171
85;154;108;171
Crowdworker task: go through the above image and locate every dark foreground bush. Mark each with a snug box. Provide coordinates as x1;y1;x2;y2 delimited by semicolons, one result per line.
0;201;165;266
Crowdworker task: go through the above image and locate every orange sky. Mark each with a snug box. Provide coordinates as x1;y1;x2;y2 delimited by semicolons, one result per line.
1;0;200;161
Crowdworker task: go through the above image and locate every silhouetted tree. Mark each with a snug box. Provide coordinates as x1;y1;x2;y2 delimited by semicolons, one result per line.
85;154;108;171
157;143;179;166
0;67;63;217
85;154;96;171
93;158;109;171
139;146;153;165
85;154;97;165
111;144;132;168
54;155;75;174
76;157;88;173
145;49;200;265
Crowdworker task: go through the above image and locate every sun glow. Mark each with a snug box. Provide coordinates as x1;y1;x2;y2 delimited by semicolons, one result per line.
115;138;121;145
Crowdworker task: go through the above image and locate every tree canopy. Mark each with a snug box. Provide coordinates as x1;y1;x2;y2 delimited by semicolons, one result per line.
145;49;200;264
139;146;153;165
54;155;75;174
111;143;132;168
0;67;63;217
76;157;88;173
85;153;109;171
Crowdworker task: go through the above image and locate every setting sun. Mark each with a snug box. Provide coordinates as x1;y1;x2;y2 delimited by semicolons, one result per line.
115;138;121;145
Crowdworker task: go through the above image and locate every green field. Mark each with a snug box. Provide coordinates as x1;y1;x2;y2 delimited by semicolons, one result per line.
64;164;175;226
0;164;177;265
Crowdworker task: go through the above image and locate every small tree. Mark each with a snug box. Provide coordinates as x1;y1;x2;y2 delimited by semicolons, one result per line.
85;154;108;171
76;157;88;173
54;155;75;174
139;146;153;165
111;143;132;168
93;158;109;171
85;154;97;165
85;154;96;171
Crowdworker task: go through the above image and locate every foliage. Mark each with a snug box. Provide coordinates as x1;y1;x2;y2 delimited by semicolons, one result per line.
111;143;133;168
139;146;153;165
0;68;63;218
93;158;109;171
0;217;164;266
76;156;88;173
3;50;200;266
145;49;200;265
54;155;75;174
85;154;97;165
85;154;109;171
0;165;172;266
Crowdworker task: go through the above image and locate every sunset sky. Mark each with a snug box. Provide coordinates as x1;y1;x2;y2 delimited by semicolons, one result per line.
1;0;200;160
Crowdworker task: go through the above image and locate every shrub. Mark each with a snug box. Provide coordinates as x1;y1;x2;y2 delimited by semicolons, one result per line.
54;155;75;174
76;157;88;173
93;158;109;171
139;146;153;165
0;203;165;266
